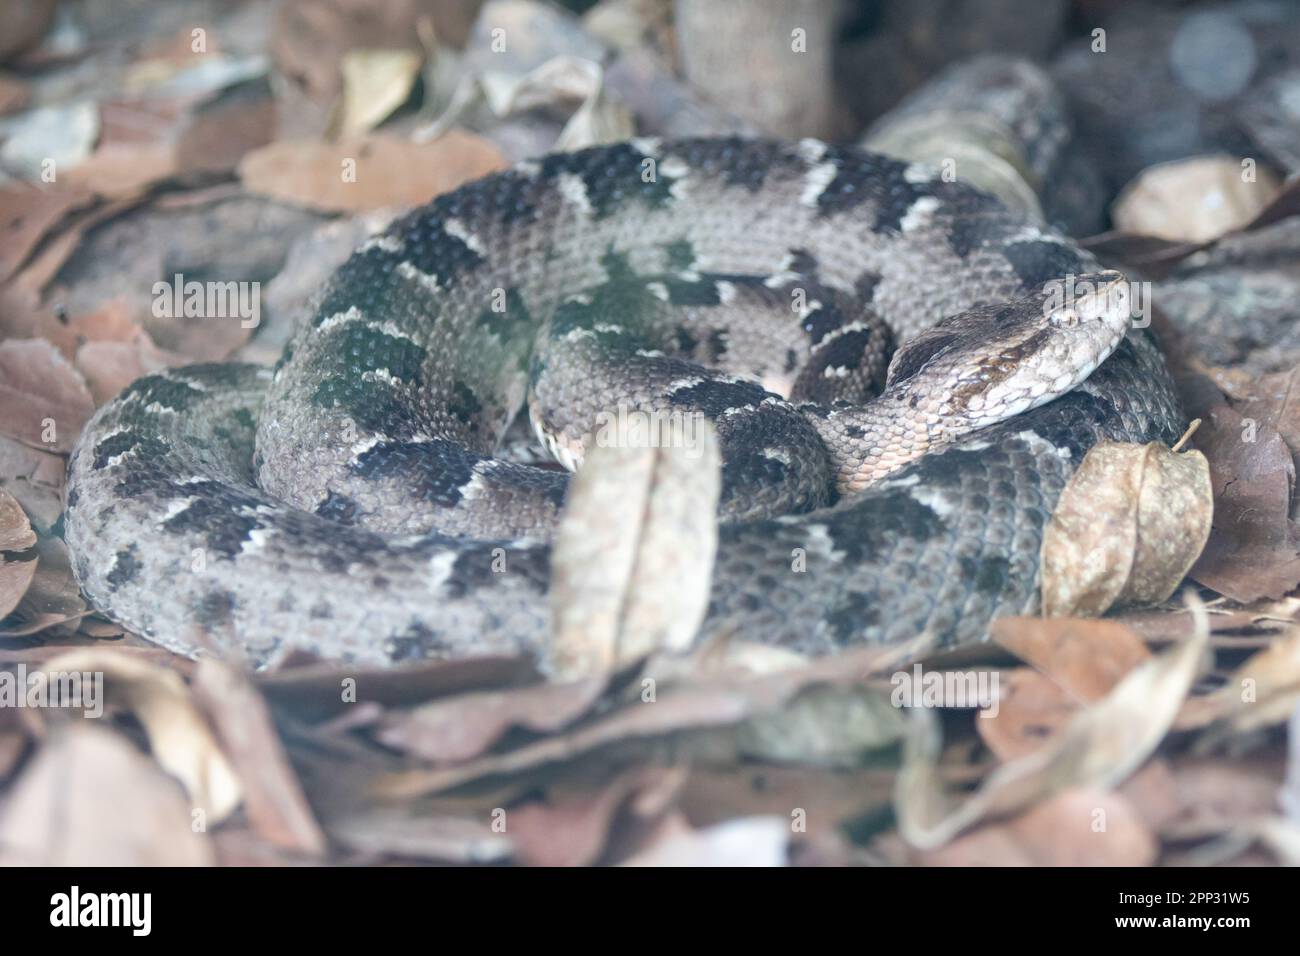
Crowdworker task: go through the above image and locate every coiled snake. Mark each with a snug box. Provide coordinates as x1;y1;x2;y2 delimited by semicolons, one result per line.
64;138;1183;668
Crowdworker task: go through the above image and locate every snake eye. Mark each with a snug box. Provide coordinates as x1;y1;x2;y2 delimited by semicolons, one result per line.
1052;308;1080;328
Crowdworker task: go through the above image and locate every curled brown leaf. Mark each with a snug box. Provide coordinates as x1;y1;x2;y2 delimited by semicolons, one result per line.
1041;438;1212;618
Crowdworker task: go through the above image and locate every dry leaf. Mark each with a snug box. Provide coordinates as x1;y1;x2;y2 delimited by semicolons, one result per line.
238;130;507;212
0;72;29;115
991;617;1152;700
896;606;1208;849
0;338;95;453
0;487;38;620
1176;629;1300;734
1113;156;1282;243
271;0;435;103
378;644;911;799
549;419;720;679
0;434;64;533
374;676;608;763
0;181;95;283
679;764;895;834
1191;403;1300;601
0;724;214;866
976;669;1077;763
191;658;327;855
0;0;55;62
508;766;686;866
0;556;37;621
337;48;423;136
0;487;36;552
40;650;241;823
257;653;540;719
1041;439;1212;618
66;142;178;200
1237;366;1300;489
916;789;1157;866
478;56;633;151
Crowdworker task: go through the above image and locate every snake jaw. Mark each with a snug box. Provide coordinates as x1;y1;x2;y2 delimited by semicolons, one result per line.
826;270;1137;493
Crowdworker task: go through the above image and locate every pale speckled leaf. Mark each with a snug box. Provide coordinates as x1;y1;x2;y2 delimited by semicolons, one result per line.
0;488;36;552
896;608;1208;849
549;419;720;679
336;48;423;137
1041;440;1212;618
1112;156;1282;243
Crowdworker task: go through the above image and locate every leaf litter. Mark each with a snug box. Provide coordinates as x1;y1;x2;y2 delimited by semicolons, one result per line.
2;0;1300;867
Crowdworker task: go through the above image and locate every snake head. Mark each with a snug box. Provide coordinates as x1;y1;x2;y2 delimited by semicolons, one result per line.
884;269;1133;431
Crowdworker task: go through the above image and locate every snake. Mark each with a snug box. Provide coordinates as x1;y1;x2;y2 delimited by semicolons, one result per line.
63;137;1184;669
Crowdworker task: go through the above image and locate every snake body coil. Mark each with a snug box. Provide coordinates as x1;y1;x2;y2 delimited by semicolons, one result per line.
64;138;1183;667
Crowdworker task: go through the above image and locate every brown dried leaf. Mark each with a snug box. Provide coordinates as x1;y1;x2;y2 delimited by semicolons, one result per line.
271;0;435;103
374;676;608;763
191;657;327;856
915;789;1157;866
550;420;720;679
1236;366;1300;505
173;85;277;176
1176;629;1300;734
238;130;507;213
377;645;911;799
976;669;1076;763
1160;755;1288;841
679;764;895;834
0;181;95;283
897;613;1207;849
0;724;214;866
0;72;30;115
1191;404;1300;600
257;653;541;720
991;617;1151;701
508;766;687;866
41;650;241;823
0;556;37;621
0;487;37;620
0;337;94;452
1041;439;1212;618
65;142;178;200
0;487;36;552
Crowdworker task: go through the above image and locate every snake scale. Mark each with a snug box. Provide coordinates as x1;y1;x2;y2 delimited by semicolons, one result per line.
64;138;1184;668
